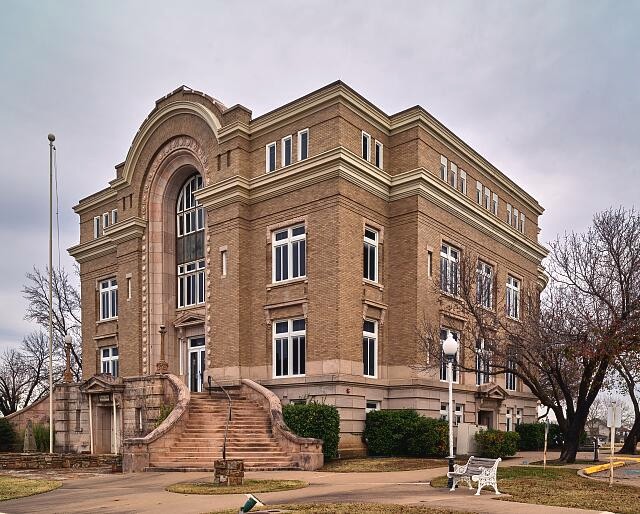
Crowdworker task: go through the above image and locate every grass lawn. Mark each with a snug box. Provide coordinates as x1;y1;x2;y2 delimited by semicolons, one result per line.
0;475;62;501
212;503;471;514
166;479;307;495
529;459;595;466
321;457;453;472
431;466;640;513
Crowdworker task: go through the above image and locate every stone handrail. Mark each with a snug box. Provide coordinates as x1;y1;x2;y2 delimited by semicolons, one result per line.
122;374;190;472
240;378;324;470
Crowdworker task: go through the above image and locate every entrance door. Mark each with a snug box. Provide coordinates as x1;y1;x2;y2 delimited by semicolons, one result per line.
96;406;112;454
478;410;493;429
188;337;206;392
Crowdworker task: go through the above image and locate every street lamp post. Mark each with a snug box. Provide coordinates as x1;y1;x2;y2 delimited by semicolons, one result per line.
63;334;73;383
443;333;458;490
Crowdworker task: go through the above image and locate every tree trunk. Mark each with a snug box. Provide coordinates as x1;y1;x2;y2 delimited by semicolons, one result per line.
619;420;640;454
559;407;591;463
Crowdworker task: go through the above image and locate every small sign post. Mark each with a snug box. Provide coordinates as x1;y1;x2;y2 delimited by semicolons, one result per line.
607;401;622;487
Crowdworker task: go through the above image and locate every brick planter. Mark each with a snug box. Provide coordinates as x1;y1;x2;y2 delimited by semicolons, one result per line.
214;459;244;485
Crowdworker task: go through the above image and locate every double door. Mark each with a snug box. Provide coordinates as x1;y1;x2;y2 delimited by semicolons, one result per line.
188;337;206;392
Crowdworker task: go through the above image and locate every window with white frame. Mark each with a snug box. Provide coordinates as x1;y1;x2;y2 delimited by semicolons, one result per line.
363;319;377;378
475;339;490;385
476;260;494;309
439;328;459;382
220;249;228;278
282;135;292;167
93;216;101;239
99;278;118;320
365;400;380;413
492;193;498;216
273;318;306;377
102;212;110;233
440;156;448;182
450;162;458;189
111;209;118;225
266;142;277;172
513;208;519;229
516;408;523;425
363;227;378;282
375;141;383;169
520;212;525;234
297;129;309;161
484;186;491;210
506;203;512;225
476;181;483;204
506;275;520;319
177;260;205;307
101;346;119;377
272;225;306;282
505;357;517;391
440;402;464;425
362;131;371;161
459;170;467;195
440;243;459;295
506;407;513;432
176;174;204;237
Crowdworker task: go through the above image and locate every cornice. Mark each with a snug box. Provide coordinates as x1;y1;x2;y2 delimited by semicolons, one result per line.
195;149;548;263
68;217;146;263
73;188;117;214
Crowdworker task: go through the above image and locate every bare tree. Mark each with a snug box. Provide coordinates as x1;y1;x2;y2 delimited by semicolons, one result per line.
615;356;640;453
22;266;82;380
416;207;640;463
0;332;62;416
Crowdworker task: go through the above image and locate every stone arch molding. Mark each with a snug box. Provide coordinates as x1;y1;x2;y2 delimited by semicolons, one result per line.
119;100;221;188
141;135;209;218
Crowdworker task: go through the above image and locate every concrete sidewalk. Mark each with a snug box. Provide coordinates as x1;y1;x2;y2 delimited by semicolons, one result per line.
0;452;610;514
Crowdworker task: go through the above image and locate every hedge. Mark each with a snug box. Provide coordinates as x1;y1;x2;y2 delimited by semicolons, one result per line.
364;409;448;457
283;402;340;459
474;429;520;458
515;422;569;450
0;418;16;452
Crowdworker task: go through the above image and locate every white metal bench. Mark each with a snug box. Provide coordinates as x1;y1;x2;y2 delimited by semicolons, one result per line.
446;456;501;495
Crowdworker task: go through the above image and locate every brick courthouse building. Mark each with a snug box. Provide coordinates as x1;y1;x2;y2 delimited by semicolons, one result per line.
61;82;548;467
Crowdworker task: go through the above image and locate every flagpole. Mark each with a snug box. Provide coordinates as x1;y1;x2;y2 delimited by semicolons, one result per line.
48;133;55;454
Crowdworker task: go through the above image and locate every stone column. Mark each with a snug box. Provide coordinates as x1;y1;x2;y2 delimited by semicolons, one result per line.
156;325;169;374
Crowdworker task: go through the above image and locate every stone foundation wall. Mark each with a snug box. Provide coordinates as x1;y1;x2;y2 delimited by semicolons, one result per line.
0;453;121;471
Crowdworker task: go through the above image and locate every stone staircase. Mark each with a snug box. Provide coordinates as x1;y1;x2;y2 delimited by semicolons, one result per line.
147;392;296;471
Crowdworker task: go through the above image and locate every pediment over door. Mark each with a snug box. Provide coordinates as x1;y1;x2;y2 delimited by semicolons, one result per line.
79;373;124;394
476;382;509;402
173;311;206;328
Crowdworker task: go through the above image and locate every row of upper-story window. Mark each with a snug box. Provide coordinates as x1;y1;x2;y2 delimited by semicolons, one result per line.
361;131;383;169
439;243;521;320
439;155;527;236
93;210;118;239
266;129;310;173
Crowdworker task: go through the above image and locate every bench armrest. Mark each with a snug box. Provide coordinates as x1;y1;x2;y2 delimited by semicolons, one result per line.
453;463;468;474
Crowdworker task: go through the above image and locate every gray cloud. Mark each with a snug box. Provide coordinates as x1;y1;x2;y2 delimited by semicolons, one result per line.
0;0;638;350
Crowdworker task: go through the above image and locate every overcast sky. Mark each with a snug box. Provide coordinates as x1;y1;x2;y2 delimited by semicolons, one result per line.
0;0;638;351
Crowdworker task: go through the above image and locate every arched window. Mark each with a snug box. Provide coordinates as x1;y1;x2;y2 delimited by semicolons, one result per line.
176;173;205;308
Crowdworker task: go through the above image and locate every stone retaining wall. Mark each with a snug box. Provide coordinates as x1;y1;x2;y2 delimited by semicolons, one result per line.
0;453;121;471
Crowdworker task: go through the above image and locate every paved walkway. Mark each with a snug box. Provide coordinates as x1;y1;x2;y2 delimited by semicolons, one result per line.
0;452;613;514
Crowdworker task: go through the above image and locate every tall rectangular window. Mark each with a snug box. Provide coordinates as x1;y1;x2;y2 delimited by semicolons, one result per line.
102;212;110;232
439;402;463;426
449;162;457;188
111;209;118;225
363;227;378;282
520;213;526;234
476;181;483;204
506;408;513;432
513;208;519;229
476;260;494;309
440;243;459;295
220;249;228;277
101;346;119;377
375;141;383;169
266;142;277;173
362;319;377;378
484;187;491;210
506;203;512;225
475;339;490;386
93;216;101;239
281;135;292;167
492;192;498;216
439;328;459;382
459;170;467;195
440;156;448;182
427;250;433;278
506;275;520;319
516;408;523;425
362;131;371;161
273;318;306;377
99;278;118;320
505;358;517;391
272;225;306;283
297;129;309;161
177;260;205;308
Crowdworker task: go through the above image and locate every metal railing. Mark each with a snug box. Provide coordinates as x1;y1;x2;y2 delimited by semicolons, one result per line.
207;375;232;460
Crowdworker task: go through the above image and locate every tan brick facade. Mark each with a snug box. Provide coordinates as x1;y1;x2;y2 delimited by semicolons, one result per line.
69;82;548;453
